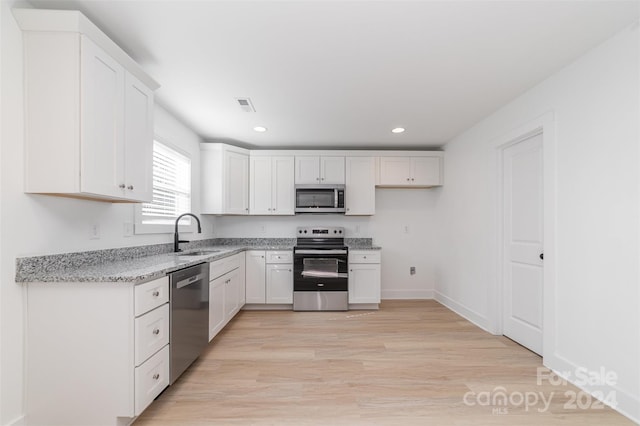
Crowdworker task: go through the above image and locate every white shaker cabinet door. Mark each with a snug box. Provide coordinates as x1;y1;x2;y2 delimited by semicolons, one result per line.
345;156;375;215
245;251;266;304
123;72;154;202
250;156;273;215
348;263;381;304
209;275;226;341
411;157;442;186
378;157;411;185
272;156;295;215
320;156;345;184
295;156;321;184
80;36;125;198
266;264;293;304
225;151;249;214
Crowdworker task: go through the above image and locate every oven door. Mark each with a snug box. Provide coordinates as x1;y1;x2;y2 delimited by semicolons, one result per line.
293;249;348;291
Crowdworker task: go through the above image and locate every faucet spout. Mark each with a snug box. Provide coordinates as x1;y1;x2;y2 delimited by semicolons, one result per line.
174;213;202;252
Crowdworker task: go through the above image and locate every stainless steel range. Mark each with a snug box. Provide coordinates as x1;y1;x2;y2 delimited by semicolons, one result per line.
293;226;348;311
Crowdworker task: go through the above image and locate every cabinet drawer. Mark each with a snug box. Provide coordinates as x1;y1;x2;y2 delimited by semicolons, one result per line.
349;251;381;264
134;344;169;416
135;304;170;366
135;277;169;317
266;250;293;264
210;253;242;280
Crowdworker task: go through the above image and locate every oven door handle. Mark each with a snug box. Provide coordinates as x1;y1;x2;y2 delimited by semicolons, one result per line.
295;249;348;255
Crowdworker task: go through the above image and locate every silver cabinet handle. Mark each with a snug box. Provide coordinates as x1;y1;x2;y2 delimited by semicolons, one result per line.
153;328;160;335
152;291;160;297
119;184;125;189
153;373;160;380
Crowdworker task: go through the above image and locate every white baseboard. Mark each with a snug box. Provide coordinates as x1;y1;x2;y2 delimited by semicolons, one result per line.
544;353;640;424
381;289;434;299
433;290;492;333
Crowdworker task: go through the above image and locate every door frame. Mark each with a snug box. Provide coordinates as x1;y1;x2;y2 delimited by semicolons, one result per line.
491;111;557;362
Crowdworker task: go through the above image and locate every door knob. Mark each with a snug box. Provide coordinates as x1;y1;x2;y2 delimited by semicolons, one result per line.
539;253;544;260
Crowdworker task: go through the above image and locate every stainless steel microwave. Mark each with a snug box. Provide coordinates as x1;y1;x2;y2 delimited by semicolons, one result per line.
295;185;345;214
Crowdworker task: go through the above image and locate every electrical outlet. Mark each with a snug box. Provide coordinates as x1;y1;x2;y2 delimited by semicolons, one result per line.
403;225;410;234
90;223;101;240
410;266;416;275
355;225;360;235
260;225;266;235
123;222;134;237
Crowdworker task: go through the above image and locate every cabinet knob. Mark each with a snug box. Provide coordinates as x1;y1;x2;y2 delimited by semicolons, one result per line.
288;269;292;272
406;178;410;181
321;177;325;181
411;178;414;181
245;208;249;212
153;373;160;380
350;269;353;272
127;185;134;190
363;256;367;259
152;291;160;297
119;184;125;189
152;328;160;335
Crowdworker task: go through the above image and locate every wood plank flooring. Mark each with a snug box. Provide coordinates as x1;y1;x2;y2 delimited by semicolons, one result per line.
135;300;633;425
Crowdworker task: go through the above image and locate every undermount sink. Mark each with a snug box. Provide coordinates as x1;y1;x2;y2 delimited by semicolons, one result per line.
176;250;221;257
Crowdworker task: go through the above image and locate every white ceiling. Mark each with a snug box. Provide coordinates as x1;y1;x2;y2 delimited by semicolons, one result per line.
28;0;640;148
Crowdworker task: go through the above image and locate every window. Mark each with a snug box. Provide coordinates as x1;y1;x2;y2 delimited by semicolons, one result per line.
135;140;192;233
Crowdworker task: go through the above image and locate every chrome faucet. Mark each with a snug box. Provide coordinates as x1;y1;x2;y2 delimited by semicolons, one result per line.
174;213;202;252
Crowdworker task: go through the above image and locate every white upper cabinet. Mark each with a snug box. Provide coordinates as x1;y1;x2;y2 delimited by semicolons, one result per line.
15;9;159;203
295;156;345;184
201;144;250;215
345;157;376;215
378;156;442;187
250;156;295;215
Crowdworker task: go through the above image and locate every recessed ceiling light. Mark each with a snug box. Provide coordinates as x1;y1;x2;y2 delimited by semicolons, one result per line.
253;126;268;132
391;127;405;134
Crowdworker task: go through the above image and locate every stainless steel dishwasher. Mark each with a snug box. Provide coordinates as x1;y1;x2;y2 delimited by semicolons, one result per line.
169;262;209;384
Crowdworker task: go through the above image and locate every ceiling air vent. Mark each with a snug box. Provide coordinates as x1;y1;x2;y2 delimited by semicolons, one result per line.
235;97;256;113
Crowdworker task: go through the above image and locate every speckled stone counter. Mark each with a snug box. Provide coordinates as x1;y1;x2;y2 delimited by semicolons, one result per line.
345;238;382;250
16;238;295;284
16;237;381;283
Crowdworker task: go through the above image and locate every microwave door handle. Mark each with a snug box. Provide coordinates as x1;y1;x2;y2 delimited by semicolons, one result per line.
334;188;338;208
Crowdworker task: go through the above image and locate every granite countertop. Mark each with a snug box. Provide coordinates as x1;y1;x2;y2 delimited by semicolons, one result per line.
16;238;380;284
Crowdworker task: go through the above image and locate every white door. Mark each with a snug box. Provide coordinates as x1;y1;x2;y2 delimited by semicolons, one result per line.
502;132;544;355
123;72;154;202
411;157;441;186
266;264;293;304
378;157;411;185
272;156;295;215
345;156;375;215
249;156;272;214
320;156;345;184
225;151;249;214
295;156;320;184
80;36;124;198
245;251;266;303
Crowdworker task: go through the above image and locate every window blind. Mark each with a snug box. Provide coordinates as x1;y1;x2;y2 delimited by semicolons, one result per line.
141;141;191;225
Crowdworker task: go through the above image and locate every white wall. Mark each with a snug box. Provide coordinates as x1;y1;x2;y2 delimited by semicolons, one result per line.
0;2;210;423
435;24;639;421
213;188;440;299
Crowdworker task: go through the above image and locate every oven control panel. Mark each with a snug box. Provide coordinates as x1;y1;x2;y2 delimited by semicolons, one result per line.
296;227;344;237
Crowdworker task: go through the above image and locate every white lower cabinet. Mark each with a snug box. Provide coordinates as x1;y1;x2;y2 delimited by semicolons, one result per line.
245;250;266;303
208;253;246;341
266;264;294;304
348;250;382;306
25;276;170;425
245;250;293;306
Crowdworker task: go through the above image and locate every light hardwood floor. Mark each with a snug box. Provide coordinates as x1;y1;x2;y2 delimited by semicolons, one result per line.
135;300;632;425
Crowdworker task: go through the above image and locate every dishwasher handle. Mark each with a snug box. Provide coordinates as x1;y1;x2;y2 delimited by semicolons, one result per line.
175;273;205;289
